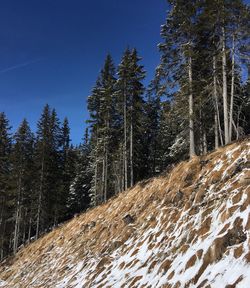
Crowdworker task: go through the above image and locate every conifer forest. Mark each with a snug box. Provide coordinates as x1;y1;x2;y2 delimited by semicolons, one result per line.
0;0;250;260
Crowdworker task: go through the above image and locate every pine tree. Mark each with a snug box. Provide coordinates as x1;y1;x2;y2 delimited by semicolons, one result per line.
128;49;146;184
60;118;76;221
159;0;200;157
34;105;62;237
34;104;50;238
160;96;189;165
88;55;116;205
144;65;170;175
11;119;35;253
67;132;91;216
116;48;131;191
242;75;250;135
0;112;12;259
116;48;146;188
49;109;62;227
196;0;250;145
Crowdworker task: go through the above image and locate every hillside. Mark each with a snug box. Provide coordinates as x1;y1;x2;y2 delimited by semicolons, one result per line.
0;139;250;288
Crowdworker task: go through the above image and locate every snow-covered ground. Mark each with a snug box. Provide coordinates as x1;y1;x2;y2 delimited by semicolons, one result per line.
0;139;250;288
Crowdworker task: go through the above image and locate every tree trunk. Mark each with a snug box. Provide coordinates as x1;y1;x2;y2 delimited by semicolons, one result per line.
0;198;5;260
229;34;235;142
22;207;27;244
222;26;229;144
203;131;207;155
102;157;105;202
214;112;219;149
188;55;195;157
36;156;44;240
119;146;123;193
0;220;6;260
233;118;239;140
124;87;128;190
13;204;20;254
53;191;58;227
104;118;109;202
14;169;24;253
28;215;32;243
130;111;133;187
104;146;108;202
93;129;99;206
213;56;223;147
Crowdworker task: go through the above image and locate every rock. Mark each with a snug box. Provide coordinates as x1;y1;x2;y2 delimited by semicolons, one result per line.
239;176;250;185
88;221;96;228
172;190;184;206
176;190;184;202
200;159;209;167
110;241;123;251
123;214;134;224
231;159;245;176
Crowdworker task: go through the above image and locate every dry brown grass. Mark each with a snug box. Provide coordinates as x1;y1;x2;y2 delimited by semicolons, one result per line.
0;139;249;288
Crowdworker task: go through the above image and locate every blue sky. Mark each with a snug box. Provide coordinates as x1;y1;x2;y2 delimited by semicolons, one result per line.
0;0;167;144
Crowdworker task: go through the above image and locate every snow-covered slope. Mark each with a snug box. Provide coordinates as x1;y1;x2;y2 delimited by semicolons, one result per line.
0;140;250;288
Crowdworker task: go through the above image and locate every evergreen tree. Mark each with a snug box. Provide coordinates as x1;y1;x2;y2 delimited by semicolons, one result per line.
60;118;76;221
144;64;168;177
11;119;35;253
67;131;91;216
159;0;199;157
115;48;131;191
242;76;250;135
49;109;62;227
128;49;146;183
34;104;50;238
0;112;12;259
34;105;62;237
88;55;116;205
116;48;146;188
159;0;250;155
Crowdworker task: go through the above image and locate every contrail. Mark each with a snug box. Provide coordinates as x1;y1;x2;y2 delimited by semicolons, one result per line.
0;58;42;74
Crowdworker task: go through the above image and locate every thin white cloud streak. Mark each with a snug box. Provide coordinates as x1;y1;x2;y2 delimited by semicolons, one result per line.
0;58;42;74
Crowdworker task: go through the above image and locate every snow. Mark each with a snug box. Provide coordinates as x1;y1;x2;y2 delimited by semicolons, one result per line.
197;256;250;288
1;141;250;288
225;145;241;158
213;159;224;171
0;280;6;287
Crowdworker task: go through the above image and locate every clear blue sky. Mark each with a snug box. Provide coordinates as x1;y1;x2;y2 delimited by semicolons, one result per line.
0;0;167;144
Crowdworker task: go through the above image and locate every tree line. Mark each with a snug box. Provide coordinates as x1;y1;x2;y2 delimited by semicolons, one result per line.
0;106;92;259
0;0;249;260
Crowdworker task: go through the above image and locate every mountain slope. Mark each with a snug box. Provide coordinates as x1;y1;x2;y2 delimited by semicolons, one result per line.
0;139;250;288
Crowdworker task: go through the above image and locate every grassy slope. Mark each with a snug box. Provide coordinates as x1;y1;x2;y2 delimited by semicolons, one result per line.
0;139;249;288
